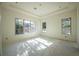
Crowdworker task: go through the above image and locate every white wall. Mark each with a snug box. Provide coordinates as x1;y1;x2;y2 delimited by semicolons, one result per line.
41;8;77;41
77;7;79;45
1;7;41;45
0;6;2;55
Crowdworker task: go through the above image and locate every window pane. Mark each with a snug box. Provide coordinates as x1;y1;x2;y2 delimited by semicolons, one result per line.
30;21;36;32
42;22;46;32
24;20;36;33
24;20;31;33
15;18;23;34
62;17;71;35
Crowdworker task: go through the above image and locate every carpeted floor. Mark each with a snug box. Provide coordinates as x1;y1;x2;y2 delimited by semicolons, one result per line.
3;37;79;56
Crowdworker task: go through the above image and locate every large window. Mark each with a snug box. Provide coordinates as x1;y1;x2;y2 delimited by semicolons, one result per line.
24;20;31;33
30;21;36;32
15;18;36;34
15;18;23;34
62;17;71;35
24;20;36;33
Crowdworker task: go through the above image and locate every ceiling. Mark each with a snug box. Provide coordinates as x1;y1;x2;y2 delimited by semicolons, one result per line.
1;2;78;17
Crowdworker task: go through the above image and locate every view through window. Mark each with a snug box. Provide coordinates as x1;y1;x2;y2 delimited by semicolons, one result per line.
24;20;36;33
42;22;46;32
15;18;36;34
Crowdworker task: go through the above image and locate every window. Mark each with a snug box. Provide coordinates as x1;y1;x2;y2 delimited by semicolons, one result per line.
15;18;23;34
62;17;71;35
42;22;46;32
24;20;36;33
30;21;36;32
15;18;36;34
24;20;31;33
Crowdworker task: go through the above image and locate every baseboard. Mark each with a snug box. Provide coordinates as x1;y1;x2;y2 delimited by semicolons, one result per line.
6;35;40;46
40;34;76;42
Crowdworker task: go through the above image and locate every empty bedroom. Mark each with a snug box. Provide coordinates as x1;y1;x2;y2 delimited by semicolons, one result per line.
0;2;79;56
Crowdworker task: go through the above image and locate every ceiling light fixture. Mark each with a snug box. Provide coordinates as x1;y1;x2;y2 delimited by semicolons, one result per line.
33;3;42;10
16;2;18;4
34;7;37;10
39;4;42;6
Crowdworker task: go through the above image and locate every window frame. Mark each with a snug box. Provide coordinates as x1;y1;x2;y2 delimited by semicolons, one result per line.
15;18;36;35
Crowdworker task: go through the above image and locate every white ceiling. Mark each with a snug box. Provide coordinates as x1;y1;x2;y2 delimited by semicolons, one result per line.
1;2;78;17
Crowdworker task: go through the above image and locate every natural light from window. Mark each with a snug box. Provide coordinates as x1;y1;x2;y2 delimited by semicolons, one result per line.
17;37;53;56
